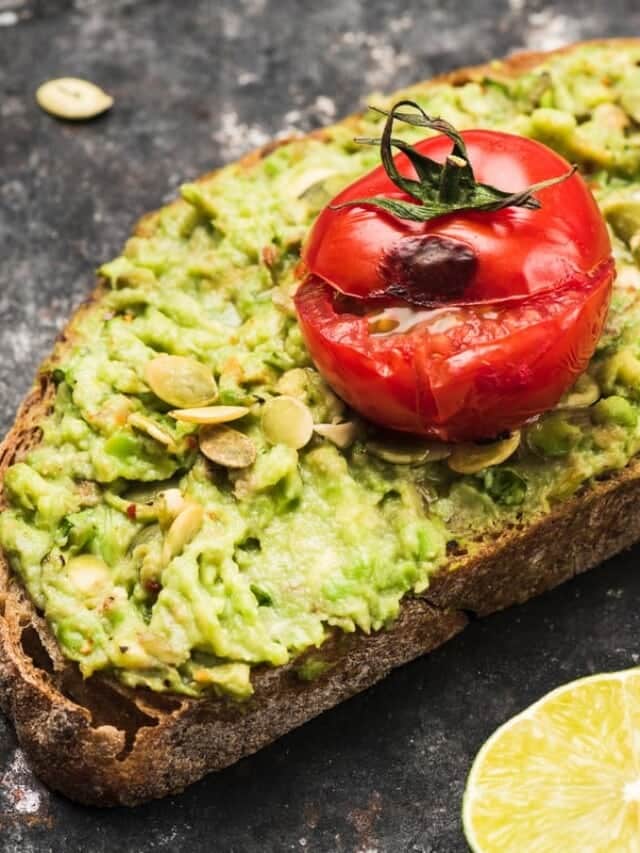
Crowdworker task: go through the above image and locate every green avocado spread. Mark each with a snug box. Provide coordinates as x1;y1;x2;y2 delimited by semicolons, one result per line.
3;44;640;699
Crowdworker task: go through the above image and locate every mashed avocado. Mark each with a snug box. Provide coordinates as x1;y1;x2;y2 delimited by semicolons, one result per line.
2;44;640;699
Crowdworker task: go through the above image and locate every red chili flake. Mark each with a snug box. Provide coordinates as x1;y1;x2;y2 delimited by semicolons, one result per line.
144;579;161;595
186;435;198;450
126;503;137;520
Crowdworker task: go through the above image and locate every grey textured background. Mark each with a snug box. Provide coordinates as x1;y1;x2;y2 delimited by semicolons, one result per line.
2;1;640;850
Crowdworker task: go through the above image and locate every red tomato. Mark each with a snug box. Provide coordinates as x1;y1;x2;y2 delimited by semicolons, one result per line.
295;265;613;442
302;131;611;305
294;129;614;442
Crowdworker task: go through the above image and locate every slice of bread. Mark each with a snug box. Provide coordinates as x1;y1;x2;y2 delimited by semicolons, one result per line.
2;39;639;806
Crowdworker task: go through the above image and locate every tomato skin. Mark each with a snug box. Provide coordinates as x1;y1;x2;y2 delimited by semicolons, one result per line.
295;129;615;441
302;131;611;305
295;259;614;442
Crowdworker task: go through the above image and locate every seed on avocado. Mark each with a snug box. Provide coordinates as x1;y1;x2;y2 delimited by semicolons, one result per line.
199;425;257;468
144;355;217;408
67;555;111;596
128;412;176;449
555;373;600;410
314;421;358;449
275;368;309;398
367;437;452;465
169;405;249;425
160;488;186;519
447;431;521;474
162;502;204;566
261;395;314;449
36;77;113;120
292;168;339;199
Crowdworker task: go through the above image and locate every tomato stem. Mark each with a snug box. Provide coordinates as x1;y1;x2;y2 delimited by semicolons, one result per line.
333;100;575;223
439;155;466;204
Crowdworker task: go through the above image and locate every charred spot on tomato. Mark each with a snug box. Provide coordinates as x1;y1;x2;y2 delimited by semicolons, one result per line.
332;290;401;331
333;291;371;316
378;235;477;307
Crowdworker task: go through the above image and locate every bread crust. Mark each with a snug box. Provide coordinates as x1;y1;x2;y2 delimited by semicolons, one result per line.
1;39;639;806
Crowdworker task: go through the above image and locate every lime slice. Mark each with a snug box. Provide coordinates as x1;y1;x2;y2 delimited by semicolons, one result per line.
463;669;640;852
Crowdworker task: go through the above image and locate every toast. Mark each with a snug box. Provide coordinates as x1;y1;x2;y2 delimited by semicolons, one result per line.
2;39;640;806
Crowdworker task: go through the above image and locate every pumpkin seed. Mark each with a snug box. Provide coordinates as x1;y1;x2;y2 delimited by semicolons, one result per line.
129;522;161;555
199;425;257;468
292;168;338;199
555;373;600;411
36;77;113;120
160;488;186;519
162;502;204;566
297;173;352;209
275;367;309;398
144;355;217;408
128;412;176;450
169;405;249;425
314;421;358;449
261;395;314;449
67;555;111;596
367;436;452;465
592;102;629;131
447;431;521;474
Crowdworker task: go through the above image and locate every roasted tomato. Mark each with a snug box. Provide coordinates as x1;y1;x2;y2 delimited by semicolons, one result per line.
294;101;614;442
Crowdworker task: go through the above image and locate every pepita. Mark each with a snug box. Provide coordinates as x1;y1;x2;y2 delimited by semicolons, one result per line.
160;488;186;519
67;555;111;597
275;368;308;399
366;436;452;465
261;395;314;449
314;421;358;449
592;102;629;131
128;412;176;450
447;431;521;474
555;373;600;410
169;405;249;425
144;355;217;408
297;173;351;209
36;77;113;120
199;425;257;468
129;522;162;555
162;502;204;566
291;168;338;199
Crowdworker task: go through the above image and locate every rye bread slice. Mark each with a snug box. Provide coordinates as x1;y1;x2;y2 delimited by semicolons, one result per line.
1;39;639;806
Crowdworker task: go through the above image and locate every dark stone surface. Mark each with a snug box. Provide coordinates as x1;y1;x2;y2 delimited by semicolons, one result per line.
1;1;640;850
